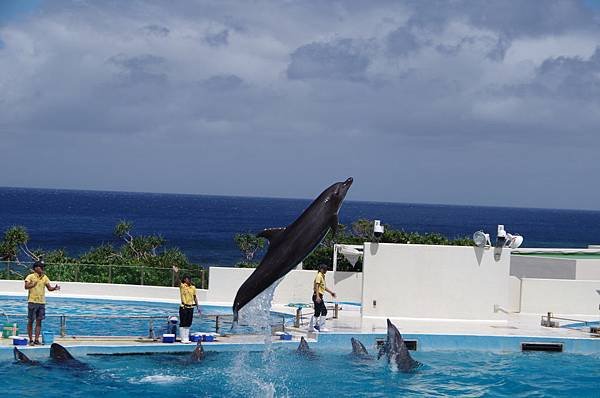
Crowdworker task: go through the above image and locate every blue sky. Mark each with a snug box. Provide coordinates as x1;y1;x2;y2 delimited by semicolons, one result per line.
0;0;599;209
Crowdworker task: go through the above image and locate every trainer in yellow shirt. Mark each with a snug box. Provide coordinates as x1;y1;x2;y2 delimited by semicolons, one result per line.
24;261;60;345
309;264;336;332
172;266;201;343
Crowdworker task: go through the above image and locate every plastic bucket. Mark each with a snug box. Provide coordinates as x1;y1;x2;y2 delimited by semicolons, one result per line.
162;334;175;343
42;331;54;345
280;333;292;341
2;323;18;338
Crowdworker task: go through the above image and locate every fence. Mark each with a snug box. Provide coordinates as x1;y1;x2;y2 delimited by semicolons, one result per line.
0;313;289;337
0;261;208;289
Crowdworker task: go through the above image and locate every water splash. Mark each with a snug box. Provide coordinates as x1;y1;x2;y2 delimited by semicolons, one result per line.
236;278;282;337
228;350;278;398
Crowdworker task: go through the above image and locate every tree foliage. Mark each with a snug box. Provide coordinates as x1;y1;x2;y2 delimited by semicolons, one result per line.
233;233;266;267
0;221;205;287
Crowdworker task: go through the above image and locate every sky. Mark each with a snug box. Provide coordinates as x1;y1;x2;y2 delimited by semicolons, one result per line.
0;0;599;210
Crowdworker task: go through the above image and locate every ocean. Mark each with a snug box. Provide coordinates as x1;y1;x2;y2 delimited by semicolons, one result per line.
1;187;599;266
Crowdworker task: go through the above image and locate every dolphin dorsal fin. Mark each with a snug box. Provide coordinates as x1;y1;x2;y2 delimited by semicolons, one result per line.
258;228;286;243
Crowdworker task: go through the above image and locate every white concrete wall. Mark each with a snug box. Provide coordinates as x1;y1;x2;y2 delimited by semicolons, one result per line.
0;280;208;303
520;278;600;315
361;243;511;320
575;259;600;280
508;276;522;313
206;267;363;305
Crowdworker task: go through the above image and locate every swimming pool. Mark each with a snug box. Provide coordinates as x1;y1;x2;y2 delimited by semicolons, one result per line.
0;296;291;336
2;344;599;397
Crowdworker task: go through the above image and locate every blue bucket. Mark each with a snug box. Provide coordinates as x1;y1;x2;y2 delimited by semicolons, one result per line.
42;331;54;345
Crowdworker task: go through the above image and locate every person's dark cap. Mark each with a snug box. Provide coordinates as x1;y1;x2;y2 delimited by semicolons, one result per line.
32;260;45;269
318;264;328;271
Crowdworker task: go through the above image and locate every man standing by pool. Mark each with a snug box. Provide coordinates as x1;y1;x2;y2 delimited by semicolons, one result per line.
24;260;60;345
172;266;201;343
309;264;336;332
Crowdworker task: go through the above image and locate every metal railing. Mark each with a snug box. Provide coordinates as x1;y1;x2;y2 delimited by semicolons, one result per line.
541;312;598;330
0;261;208;289
1;312;289;337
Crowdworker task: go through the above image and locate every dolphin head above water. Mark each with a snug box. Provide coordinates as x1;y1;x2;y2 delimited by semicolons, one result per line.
50;343;76;362
14;347;38;365
382;319;420;372
49;343;90;369
350;337;369;357
190;340;205;362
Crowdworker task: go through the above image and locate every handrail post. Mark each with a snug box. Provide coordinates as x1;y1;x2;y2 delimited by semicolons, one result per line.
171;269;175;287
60;315;66;337
201;269;205;289
140;266;144;285
75;264;79;282
295;307;301;328
215;315;220;334
109;265;112;284
148;319;154;339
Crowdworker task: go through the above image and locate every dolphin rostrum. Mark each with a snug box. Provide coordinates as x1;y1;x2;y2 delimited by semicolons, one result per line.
350;337;370;357
232;177;353;322
13;347;39;365
378;319;420;372
50;343;89;369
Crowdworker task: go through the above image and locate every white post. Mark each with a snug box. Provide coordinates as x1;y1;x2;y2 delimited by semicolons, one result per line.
332;244;338;273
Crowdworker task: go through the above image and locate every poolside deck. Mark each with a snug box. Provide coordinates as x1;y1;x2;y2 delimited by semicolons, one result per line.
2;304;598;361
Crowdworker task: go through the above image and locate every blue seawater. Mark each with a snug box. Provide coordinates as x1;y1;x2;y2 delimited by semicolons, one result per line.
1;347;599;397
1;187;599;265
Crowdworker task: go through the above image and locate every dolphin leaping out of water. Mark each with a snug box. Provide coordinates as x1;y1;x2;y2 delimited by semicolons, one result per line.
378;319;420;372
232;178;353;323
350;337;370;357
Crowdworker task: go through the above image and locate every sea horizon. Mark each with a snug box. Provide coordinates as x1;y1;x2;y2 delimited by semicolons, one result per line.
2;185;599;213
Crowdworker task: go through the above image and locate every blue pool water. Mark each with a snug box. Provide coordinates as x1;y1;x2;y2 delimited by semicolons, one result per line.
2;346;599;397
0;297;290;336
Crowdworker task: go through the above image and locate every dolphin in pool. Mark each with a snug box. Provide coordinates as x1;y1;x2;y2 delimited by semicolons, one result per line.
50;343;90;369
13;347;39;365
378;319;420;372
232;177;353;323
350;337;370;357
296;336;316;358
188;340;205;362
